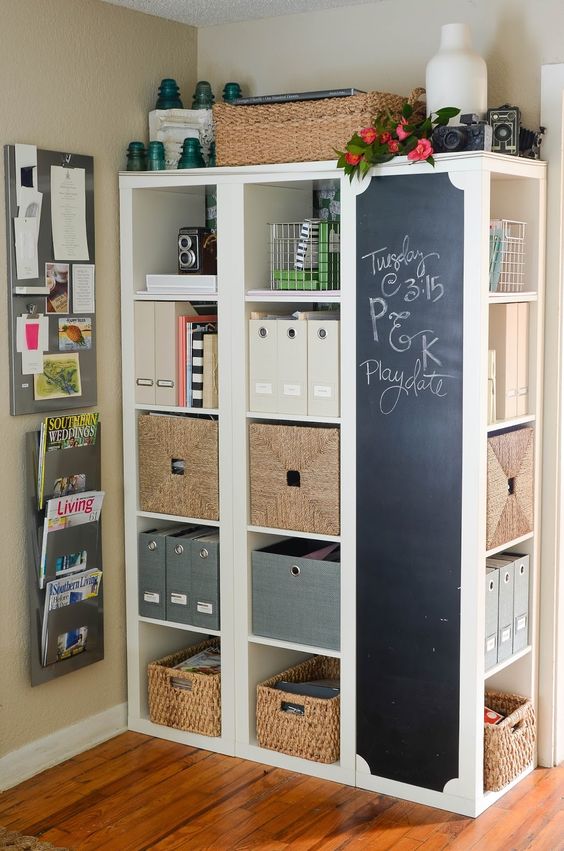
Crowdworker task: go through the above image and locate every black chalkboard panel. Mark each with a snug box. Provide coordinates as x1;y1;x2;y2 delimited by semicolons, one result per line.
356;173;464;792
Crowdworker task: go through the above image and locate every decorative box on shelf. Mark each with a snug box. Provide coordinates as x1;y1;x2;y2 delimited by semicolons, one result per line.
149;109;214;169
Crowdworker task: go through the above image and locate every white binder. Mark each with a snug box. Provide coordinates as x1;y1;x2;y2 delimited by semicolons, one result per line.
249;319;278;412
277;319;308;415
308;318;340;417
134;301;155;405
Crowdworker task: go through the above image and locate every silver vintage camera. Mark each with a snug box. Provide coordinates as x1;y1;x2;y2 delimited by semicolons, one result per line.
487;105;520;155
432;114;493;154
178;227;217;274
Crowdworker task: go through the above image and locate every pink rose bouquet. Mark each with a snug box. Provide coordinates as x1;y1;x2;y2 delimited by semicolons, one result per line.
337;101;459;180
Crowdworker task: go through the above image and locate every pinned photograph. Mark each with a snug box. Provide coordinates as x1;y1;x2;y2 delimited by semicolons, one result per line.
34;352;82;400
45;262;69;313
58;317;92;350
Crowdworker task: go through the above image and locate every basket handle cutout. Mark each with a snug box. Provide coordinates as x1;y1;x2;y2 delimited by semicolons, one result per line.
281;700;304;716
287;470;301;487
171;457;185;476
511;719;525;734
507;476;515;495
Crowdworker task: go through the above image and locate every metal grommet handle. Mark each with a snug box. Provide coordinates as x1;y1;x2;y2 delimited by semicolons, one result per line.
147;540;157;551
174;544;184;555
287;327;296;339
317;327;327;340
259;326;268;338
199;548;209;559
290;564;301;577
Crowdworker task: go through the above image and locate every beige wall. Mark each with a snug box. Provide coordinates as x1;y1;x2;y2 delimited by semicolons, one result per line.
199;0;564;128
0;0;196;759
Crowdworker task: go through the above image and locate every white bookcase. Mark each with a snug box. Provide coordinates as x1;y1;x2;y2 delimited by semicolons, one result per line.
119;152;546;816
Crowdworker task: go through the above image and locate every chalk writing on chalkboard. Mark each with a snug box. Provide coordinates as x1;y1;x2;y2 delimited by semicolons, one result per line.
358;232;457;415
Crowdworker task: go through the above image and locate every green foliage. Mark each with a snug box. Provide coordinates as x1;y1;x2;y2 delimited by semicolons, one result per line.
337;102;460;180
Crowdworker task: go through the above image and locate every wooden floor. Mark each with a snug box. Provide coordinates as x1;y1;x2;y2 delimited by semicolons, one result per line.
0;733;563;850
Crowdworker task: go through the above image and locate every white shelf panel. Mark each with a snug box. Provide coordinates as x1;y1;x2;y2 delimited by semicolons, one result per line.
476;764;535;815
135;404;219;416
247;411;341;424
248;634;341;658
135;291;218;302
138;616;221;637
235;742;354;786
486;533;534;558
245;290;340;303
137;511;220;527
487;415;536;434
247;525;340;542
130;716;234;756
488;291;538;303
484;646;532;680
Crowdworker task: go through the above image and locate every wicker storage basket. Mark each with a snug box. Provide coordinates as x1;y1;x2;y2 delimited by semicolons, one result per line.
486;427;533;550
213;88;425;166
138;413;219;520
484;689;535;791
148;639;221;736
256;655;340;763
249;422;340;535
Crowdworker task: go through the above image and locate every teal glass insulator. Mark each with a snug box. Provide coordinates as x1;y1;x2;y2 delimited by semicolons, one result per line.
207;142;216;168
192;80;215;109
126;141;147;171
178;137;205;169
156;78;183;109
222;82;242;102
146;140;166;170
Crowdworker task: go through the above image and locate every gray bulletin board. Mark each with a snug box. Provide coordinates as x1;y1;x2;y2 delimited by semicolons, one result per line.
4;145;97;415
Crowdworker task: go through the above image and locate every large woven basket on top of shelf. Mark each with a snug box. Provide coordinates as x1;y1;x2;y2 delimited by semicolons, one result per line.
484;690;535;791
257;655;340;763
486;427;534;550
148;639;221;736
213;87;426;166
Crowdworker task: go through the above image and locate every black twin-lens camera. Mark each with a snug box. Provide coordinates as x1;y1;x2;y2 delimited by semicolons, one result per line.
178;226;217;274
432;113;493;154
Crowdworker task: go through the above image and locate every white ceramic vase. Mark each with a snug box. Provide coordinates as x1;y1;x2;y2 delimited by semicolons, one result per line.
425;23;487;121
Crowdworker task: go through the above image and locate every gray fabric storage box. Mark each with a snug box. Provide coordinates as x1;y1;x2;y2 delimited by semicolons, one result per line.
165;528;220;630
138;524;188;619
252;539;340;650
190;532;220;630
165;528;204;625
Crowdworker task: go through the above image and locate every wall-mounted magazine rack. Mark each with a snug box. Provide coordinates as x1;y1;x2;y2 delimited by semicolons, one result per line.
26;428;103;686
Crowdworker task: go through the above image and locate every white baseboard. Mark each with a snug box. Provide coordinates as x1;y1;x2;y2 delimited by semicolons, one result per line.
0;702;128;791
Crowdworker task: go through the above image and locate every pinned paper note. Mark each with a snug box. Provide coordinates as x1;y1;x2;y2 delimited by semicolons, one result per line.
51;166;89;261
16;314;49;374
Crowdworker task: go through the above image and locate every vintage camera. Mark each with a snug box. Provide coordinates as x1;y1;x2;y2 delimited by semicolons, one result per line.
487;105;520;155
431;113;493;154
178;227;217;274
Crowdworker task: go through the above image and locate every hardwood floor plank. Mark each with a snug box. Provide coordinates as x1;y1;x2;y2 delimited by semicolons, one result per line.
0;735;562;851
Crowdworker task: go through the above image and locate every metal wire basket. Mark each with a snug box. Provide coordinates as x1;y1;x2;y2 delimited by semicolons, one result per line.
269;219;340;291
489;219;526;293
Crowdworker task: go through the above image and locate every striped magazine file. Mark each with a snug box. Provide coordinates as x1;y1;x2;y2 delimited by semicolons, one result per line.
191;328;205;408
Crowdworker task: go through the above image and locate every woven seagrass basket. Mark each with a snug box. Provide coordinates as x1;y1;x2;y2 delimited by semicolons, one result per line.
138;413;219;520
213;87;426;166
486;427;534;550
148;639;221;736
249;422;340;535
257;655;340;763
484;689;535;791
